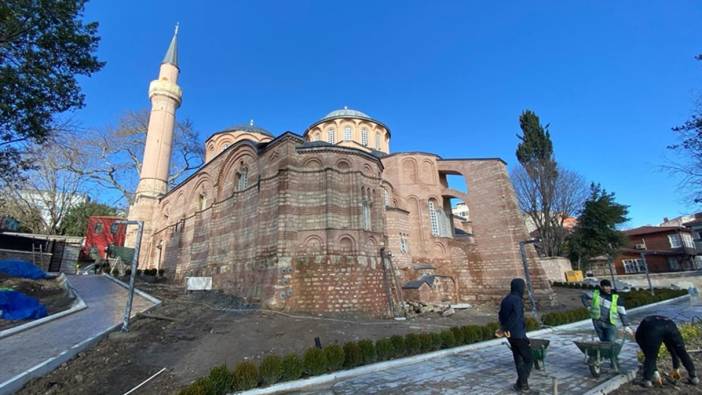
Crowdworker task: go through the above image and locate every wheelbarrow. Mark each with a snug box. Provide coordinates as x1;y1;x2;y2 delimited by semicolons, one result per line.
573;339;624;377
504;338;551;371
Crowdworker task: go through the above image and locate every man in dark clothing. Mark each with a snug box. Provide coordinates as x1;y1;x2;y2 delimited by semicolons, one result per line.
499;278;533;392
635;315;698;387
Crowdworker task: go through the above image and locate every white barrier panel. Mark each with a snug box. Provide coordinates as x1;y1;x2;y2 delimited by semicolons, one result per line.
186;277;212;291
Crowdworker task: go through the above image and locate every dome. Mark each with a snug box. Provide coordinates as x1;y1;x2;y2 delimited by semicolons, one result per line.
214;122;273;138
322;107;371;120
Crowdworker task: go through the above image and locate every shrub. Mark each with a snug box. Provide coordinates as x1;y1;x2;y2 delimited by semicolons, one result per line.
179;377;213;395
450;327;465;345
480;325;493;341
233;361;258;391
259;355;283;386
375;338;394;361
136;269;143;276
484;323;499;339
358;339;377;364
404;333;422;355
125;268;132;276
419;332;433;352
323;344;345;372
303;347;327;376
440;330;456;349
390;335;405;358
462;325;481;344
430;332;442;350
525;317;540;331
208;364;233;394
343;341;363;368
158;268;165;276
281;353;303;381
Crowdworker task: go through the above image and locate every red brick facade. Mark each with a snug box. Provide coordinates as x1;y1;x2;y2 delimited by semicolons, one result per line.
133;133;553;317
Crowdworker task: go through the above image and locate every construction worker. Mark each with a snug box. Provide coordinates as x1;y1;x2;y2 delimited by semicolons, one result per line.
635;315;699;387
580;279;633;341
498;278;533;393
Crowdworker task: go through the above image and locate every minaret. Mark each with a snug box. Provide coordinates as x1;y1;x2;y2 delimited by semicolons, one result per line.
135;24;182;198
126;25;182;259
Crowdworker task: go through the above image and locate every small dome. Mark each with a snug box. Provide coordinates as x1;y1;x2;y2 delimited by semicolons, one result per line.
217;122;273;137
322;107;371;120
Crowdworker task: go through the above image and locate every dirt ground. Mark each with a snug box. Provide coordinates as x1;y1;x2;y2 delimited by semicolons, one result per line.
0;274;75;331
17;284;586;395
612;329;702;394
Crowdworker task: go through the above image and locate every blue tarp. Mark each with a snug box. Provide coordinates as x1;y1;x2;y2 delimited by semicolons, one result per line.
0;259;48;279
0;290;48;320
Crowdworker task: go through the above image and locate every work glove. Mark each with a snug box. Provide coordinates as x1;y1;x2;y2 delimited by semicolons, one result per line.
624;326;634;337
495;328;511;338
669;368;681;381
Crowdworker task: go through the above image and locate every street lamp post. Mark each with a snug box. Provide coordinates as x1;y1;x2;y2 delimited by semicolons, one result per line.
634;246;655;295
115;220;144;332
518;239;540;322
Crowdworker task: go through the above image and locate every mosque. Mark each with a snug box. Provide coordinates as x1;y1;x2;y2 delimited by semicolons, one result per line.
127;28;553;317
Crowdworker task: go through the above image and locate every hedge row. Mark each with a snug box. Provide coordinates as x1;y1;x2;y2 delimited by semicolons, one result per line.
179;319;540;394
541;288;688;326
552;281;596;289
179;289;686;394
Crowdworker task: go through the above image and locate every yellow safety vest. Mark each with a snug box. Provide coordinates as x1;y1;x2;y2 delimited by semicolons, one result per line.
591;289;618;325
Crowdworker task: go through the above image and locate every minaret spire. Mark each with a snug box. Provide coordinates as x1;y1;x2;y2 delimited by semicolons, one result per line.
162;23;179;67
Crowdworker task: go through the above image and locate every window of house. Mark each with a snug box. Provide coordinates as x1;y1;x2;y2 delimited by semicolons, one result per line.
237;168;248;191
375;132;381;149
94;222;103;233
668;234;682;248
668;257;681;271
694;256;702;270
361;128;368;146
344;126;352;141
327;129;335;144
428;200;439;236
622;258;645;274
681;233;695;248
110;223;118;235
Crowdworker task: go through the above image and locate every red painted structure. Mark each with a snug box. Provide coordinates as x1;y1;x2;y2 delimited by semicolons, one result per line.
81;216;127;260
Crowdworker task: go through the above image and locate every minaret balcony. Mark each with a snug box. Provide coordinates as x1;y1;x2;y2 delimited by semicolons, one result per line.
148;79;182;105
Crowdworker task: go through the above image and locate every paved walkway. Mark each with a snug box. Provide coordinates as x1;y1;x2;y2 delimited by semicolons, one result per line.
300;298;702;395
0;275;157;395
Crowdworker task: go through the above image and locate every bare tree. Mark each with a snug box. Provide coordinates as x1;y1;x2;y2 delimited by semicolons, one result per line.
70;110;204;207
512;165;588;256
666;93;702;204
0;139;86;234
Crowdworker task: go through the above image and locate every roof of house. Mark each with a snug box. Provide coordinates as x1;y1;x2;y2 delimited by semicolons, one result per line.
624;226;688;237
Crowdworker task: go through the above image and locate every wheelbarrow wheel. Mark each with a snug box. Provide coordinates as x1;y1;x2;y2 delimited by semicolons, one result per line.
589;363;601;378
534;359;541;370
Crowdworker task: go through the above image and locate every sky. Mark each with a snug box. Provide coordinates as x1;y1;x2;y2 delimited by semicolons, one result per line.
74;1;702;228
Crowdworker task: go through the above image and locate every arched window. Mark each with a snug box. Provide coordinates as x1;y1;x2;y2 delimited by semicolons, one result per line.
198;193;207;210
383;189;390;207
361;128;368;146
344;126;352;141
237;167;248;191
375;132;381;149
362;201;371;231
327;129;336;144
428;200;439;236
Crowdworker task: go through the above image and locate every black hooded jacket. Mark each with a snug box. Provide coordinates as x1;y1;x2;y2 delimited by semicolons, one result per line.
499;278;528;339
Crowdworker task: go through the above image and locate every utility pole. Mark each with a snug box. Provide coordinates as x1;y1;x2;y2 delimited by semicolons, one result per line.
115;220;143;332
518;239;540;323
